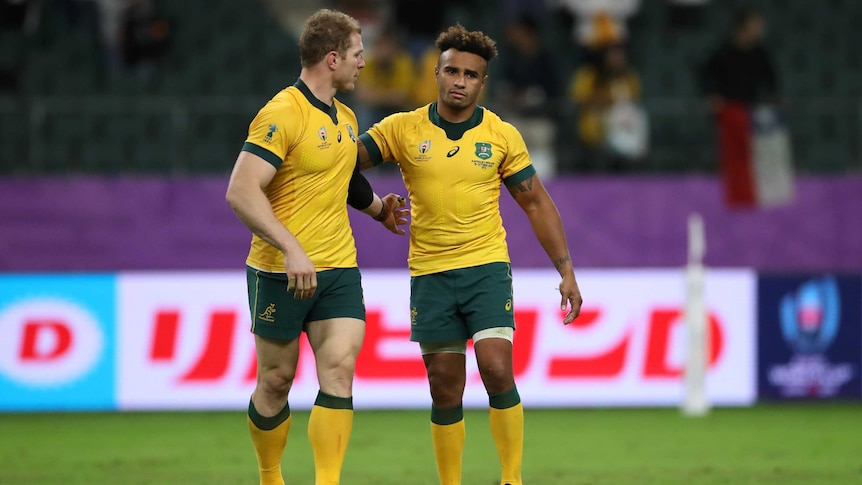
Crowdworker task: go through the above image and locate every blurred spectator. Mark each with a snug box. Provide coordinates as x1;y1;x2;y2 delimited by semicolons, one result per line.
353;26;415;131
411;42;439;106
568;43;647;172
392;0;459;59
0;0;33;31
700;7;783;207
552;0;640;65
119;0;171;81
701;7;779;112
495;13;563;178
0;0;34;92
91;0;131;77
666;0;709;32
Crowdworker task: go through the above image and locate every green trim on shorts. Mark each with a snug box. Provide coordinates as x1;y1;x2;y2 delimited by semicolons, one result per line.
246;266;365;340
410;262;515;343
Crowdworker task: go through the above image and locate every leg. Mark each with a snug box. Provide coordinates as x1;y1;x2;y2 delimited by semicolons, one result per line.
246;267;312;485
410;270;466;485
422;345;468;485
475;331;523;485
456;262;521;484
306;317;365;485
249;335;300;485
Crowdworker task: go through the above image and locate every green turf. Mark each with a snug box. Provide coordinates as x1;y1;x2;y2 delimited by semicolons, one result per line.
1;404;860;484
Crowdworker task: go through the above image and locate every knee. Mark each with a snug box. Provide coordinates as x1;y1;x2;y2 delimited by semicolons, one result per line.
428;369;465;408
256;365;295;398
479;360;514;394
317;355;357;396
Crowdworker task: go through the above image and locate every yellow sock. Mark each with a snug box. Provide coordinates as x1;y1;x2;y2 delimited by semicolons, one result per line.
308;391;354;485
430;405;465;485
247;399;292;485
489;387;524;485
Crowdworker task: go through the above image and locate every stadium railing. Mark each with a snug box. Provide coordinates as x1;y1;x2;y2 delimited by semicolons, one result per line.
0;96;860;175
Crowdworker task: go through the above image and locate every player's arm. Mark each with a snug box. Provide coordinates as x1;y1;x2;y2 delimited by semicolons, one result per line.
225;151;317;298
507;172;583;323
356;135;377;170
347;159;407;235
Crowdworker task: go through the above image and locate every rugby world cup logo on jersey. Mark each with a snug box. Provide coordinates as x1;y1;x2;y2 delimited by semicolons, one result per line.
317;126;332;149
414;139;432;162
347;125;356;142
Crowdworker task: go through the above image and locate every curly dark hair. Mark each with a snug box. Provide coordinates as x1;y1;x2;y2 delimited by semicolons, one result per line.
435;24;498;62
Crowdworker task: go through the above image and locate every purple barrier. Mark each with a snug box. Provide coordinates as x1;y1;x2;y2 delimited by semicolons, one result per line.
0;175;859;271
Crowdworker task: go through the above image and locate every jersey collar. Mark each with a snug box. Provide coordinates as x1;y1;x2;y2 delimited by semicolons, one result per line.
294;79;339;124
428;102;484;140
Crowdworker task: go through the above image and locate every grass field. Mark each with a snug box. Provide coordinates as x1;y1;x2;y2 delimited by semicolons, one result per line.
1;404;860;485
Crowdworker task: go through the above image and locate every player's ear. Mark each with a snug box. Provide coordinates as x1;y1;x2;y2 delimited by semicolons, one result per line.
327;51;339;70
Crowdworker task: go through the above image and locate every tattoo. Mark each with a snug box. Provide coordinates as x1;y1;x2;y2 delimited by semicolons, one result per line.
507;177;534;196
553;255;571;271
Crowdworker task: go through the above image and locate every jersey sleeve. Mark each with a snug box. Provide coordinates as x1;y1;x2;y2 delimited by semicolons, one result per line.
359;112;404;166
242;99;300;168
499;122;536;186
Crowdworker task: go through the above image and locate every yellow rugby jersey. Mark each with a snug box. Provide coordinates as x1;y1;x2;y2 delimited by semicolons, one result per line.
241;80;360;273
360;102;536;276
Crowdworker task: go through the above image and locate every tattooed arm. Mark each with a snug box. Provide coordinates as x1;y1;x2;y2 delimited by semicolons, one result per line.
507;173;583;323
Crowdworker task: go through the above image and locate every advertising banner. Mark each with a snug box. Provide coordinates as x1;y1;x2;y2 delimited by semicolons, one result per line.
0;274;117;411
757;274;862;399
115;269;756;410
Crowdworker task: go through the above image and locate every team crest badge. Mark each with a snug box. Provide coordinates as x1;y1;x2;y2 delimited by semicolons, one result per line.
318;127;328;141
475;142;492;160
347;125;356;142
418;140;432;154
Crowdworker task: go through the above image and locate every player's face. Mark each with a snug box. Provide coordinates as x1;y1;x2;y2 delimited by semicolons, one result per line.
435;49;487;111
334;32;365;92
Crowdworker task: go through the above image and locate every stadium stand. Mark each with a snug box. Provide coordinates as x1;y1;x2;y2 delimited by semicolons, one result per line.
0;0;859;174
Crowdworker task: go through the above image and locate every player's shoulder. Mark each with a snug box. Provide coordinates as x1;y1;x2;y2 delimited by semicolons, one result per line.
479;106;520;137
375;104;431;130
396;104;432;123
260;86;306;118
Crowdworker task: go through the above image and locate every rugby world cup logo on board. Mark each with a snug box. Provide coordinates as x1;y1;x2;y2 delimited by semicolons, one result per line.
760;274;860;399
780;277;839;354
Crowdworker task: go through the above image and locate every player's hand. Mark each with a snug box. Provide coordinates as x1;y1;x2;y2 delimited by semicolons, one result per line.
559;273;582;325
379;193;409;235
283;245;317;300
